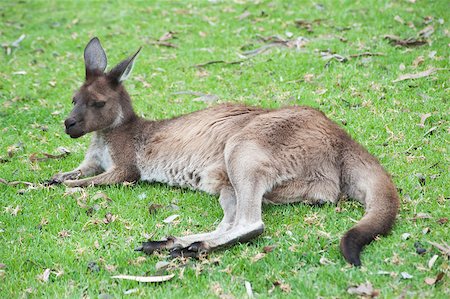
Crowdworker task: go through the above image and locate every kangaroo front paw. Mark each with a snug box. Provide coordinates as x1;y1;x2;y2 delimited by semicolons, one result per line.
50;171;81;185
135;237;175;255
169;241;209;259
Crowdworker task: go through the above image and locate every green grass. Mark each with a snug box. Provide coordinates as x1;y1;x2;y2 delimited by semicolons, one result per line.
1;0;449;297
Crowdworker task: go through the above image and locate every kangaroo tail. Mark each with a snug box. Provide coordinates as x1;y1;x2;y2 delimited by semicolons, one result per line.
340;154;400;266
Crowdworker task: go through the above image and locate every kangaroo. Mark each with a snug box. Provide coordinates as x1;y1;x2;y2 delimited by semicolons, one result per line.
51;37;399;266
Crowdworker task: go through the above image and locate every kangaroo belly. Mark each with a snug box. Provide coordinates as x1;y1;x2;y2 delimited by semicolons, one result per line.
137;155;228;195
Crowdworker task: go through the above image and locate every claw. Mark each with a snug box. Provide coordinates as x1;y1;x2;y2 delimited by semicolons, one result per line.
169;242;209;259
43;178;61;186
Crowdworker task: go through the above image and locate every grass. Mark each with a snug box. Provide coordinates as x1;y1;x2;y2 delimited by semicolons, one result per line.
0;0;449;297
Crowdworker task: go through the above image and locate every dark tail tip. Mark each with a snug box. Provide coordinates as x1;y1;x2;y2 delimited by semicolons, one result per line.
340;228;366;267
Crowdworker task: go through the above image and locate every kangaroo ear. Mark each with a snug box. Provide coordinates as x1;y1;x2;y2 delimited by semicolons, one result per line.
108;47;141;83
84;37;107;78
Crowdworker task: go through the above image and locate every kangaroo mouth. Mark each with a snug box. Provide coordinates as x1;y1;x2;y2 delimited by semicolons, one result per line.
65;127;85;138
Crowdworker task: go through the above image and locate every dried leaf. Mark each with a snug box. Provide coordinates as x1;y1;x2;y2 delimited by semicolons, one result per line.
103;213;117;224
392;67;446;83
38;268;51;282
347;282;379;297
401;272;413;279
428;255;439;269
394;15;405;24
4;205;21;216
124;289;139;295
237;11;251;21
319;256;334;265
92;192;111;201
244;281;253;298
418;113;432;128
273;280;291;293
263;245;276;253
412;56;425;68
424;272;445;285
104;264;117;273
163;214;179;224
112;274;174;282
155;261;170;271
419;25;434;38
437;218;448;225
193;94;220;103
414;212;432;219
58;230;70;238
251;252;266;262
158;31;176;42
401;233;411;240
148;203;164;214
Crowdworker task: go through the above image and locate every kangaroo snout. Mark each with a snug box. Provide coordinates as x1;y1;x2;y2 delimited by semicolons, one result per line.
64;117;84;138
64;118;77;129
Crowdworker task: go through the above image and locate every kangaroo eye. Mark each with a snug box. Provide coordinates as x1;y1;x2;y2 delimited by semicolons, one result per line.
72;98;76;105
93;101;105;108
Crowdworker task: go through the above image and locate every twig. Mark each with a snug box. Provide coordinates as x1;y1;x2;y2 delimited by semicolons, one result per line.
428;241;450;257
147;41;178;48
349;52;385;58
192;59;244;68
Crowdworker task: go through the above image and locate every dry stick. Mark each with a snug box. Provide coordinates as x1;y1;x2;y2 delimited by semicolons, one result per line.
192;59;245;68
428;241;450;257
393;68;447;83
349;52;385;58
147;41;178;48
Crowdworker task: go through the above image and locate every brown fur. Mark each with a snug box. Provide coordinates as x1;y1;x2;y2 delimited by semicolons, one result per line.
52;38;399;266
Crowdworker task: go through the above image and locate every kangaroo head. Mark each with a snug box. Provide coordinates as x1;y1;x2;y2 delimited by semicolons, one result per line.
65;37;140;138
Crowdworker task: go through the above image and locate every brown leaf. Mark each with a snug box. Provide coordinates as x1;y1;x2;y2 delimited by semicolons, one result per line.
393;68;446;83
384;35;427;47
428;241;450;257
263;245;276;253
294;19;323;32
148;203;164;214
394;15;405;24
112;274;175;282
92;192;111;202
273;280;291;293
437;217;448;225
347;282;379;297
163;214;179;224
37;268;51;282
418;113;432;128
58;230;70;238
419;25;434;38
4;205;21;216
7;144;20;157
251;252;266;262
158;31;176;42
428;254;439;269
237;11;251;21
412;56;425;68
103;213;116;224
104;264;117;272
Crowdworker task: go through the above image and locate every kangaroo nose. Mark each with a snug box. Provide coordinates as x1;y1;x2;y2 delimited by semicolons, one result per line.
64;118;77;129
